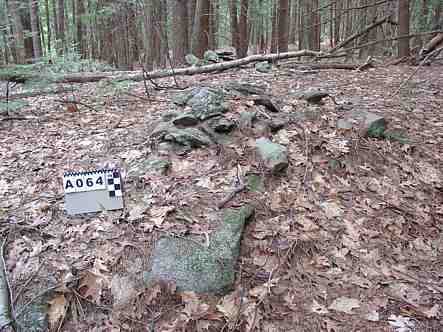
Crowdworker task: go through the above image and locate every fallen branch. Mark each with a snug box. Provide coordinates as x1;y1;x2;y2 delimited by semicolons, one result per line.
330;15;392;53
392;46;443;96
1;50;323;84
285;62;374;70
0;87;71;101
0;238;14;331
217;184;247;209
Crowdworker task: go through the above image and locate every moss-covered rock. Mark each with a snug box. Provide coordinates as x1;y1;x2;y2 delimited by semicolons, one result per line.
145;205;254;295
255;137;288;174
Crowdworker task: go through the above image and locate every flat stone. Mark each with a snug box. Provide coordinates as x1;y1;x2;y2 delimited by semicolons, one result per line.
145;205;254;295
339;111;387;138
172;114;199;127
164;127;212;147
268;117;288;132
226;82;267;96
253;96;281;112
207;116;236;133
173;87;228;120
255;61;273;73
255;137;288;174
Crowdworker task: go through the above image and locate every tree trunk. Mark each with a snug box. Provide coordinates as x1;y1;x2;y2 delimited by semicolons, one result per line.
8;0;26;64
237;0;249;58
230;0;239;53
57;0;66;53
76;0;86;57
45;0;51;53
398;0;410;57
29;0;42;60
278;0;289;52
270;1;278;53
172;0;189;65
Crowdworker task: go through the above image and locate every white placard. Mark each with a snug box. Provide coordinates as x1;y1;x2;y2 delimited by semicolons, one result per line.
63;171;107;194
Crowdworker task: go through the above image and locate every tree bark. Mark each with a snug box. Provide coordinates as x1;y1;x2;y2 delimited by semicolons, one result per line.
1;50;323;83
8;0;26;64
398;0;410;57
237;0;249;57
278;0;289;52
44;0;51;53
57;0;66;53
76;0;86;57
172;0;189;65
29;0;42;60
192;0;210;57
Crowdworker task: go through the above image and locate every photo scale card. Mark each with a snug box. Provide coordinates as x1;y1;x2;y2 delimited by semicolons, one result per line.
63;169;124;215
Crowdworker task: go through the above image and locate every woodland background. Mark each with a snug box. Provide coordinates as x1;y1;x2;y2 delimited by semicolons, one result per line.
0;0;442;70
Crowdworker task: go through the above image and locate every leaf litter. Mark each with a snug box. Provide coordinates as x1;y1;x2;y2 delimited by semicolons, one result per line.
1;63;442;331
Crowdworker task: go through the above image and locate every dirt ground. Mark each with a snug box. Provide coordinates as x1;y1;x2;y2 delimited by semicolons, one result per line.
1;62;442;331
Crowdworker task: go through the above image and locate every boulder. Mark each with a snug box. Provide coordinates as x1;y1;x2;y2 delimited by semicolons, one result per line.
164;127;212;148
255;61;272;73
226;82;267;96
338;111;387;138
172;114;199;127
173;87;228;120
145;205;254;295
255;137;289;174
128;158;171;177
253;96;282;113
207;116;236;133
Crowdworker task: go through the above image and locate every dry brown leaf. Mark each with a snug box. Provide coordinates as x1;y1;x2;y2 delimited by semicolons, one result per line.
181;291;209;318
48;293;68;329
216;291;239;321
150;205;175;227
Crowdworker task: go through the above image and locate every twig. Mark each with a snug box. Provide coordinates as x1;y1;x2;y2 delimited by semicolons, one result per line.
15;278;80;319
392;46;443;96
0;237;14;331
54;98;100;112
217;184;247;209
13;260;45;305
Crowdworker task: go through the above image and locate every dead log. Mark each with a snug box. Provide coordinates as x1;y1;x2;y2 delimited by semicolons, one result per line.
330;15;392;53
0;50;322;84
419;32;443;60
283;62;374;70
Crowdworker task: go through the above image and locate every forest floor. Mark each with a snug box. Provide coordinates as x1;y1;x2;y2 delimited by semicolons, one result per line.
1;60;443;332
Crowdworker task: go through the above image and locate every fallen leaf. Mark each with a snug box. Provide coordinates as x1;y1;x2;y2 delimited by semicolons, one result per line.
48;294;68;328
150;206;175;227
329;297;360;314
217;291;239;321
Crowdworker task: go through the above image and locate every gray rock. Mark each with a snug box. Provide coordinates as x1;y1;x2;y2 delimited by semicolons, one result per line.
296;90;332;104
145;205;254;295
239;111;257;128
164;127;212;147
173;87;228;120
162;112;180;121
207;116;236;133
255;61;272;73
204;50;219;62
150;121;175;140
128;158;171;177
158;142;192;155
255;137;288;174
185;54;201;66
226;82;267;96
253;96;281;113
172;114;199;127
268;117;288;132
339;111;387;138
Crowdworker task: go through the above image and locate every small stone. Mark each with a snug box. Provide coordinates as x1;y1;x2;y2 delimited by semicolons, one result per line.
253;96;281;112
255;137;288;174
255;61;272;73
164;127;212;147
207;116;236;133
337;119;353;130
239;111;257;128
226;82;267;96
268;117;288;132
145;205;254;295
172;114;199;127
